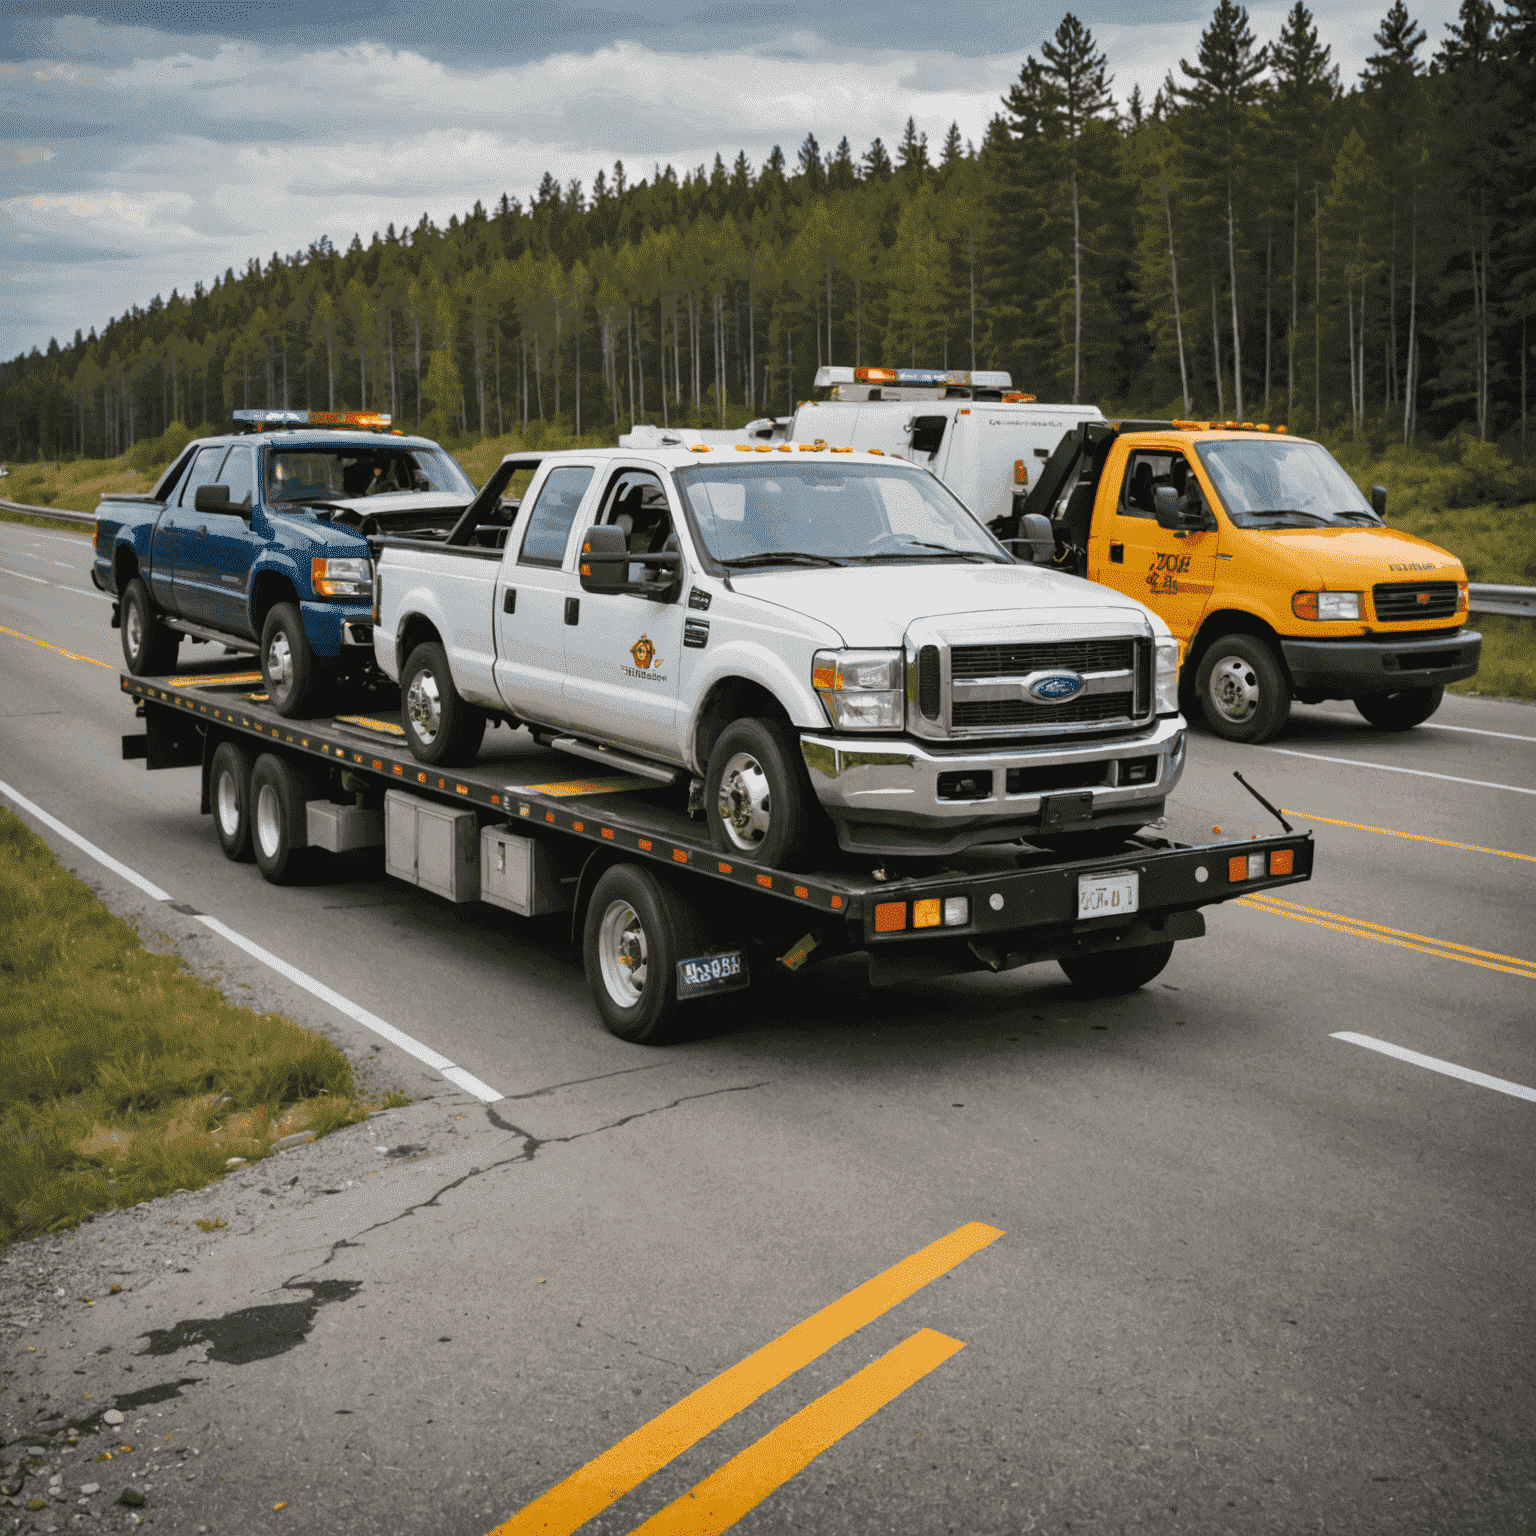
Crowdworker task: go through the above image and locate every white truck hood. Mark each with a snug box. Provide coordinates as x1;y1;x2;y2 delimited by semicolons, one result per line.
727;562;1165;647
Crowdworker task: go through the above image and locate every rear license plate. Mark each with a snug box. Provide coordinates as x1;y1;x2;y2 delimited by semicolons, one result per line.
676;950;750;1001
1077;870;1139;919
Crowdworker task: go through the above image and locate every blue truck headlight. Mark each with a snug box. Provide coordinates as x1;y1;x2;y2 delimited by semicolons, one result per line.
1155;638;1180;715
812;649;904;730
312;556;373;599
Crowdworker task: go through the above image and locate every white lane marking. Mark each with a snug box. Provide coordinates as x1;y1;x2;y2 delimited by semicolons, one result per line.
1263;747;1536;797
0;780;504;1103
0;528;91;546
54;561;76;569
1332;1032;1536;1104
1;567;48;583
0;565;111;601
0;778;172;901
1422;721;1536;744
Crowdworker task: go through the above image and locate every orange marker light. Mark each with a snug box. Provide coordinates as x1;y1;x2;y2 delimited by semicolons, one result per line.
1269;849;1294;876
875;901;907;933
1228;855;1249;882
1013;459;1026;484
913;898;941;929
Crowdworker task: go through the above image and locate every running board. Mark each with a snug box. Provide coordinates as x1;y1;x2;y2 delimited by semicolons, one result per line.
164;618;258;654
547;736;684;785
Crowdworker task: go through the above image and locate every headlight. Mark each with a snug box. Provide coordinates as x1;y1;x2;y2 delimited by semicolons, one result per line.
1456;582;1469;613
312;556;372;598
1154;637;1180;716
1292;590;1361;621
812;649;904;730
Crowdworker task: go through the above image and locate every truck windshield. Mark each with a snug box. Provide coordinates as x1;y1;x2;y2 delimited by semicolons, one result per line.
1195;439;1380;528
676;462;1007;566
263;445;474;504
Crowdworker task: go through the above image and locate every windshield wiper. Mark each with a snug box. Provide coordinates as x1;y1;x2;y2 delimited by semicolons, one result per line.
850;540;993;563
1246;509;1328;525
721;551;846;568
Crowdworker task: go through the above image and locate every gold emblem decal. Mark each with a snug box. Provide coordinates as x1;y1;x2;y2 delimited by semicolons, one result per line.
629;634;661;669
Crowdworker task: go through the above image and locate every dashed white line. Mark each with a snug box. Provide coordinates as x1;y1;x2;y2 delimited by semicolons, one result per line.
1332;1032;1536;1103
1;567;48;583
0;777;504;1103
1263;747;1536;797
1421;721;1536;744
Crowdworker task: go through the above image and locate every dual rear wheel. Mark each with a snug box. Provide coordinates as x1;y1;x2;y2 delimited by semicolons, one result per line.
209;744;320;883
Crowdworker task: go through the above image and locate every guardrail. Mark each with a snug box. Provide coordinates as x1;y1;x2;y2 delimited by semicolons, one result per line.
0;494;1531;618
0;497;94;527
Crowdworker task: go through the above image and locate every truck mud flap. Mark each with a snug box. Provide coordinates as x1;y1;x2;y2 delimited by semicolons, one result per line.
865;908;1204;989
122;702;203;773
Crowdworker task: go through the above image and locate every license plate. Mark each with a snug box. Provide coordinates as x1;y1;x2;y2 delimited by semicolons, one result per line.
1077;870;1139;919
676;950;750;1001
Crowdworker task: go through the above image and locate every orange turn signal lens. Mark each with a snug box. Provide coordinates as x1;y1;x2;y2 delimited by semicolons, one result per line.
1228;855;1249;882
1292;591;1319;620
812;665;839;691
913;898;941;929
875;901;907;932
1013;458;1026;484
1269;849;1294;876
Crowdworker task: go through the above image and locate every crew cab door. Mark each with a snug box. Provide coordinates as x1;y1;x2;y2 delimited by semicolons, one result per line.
1089;444;1218;644
175;442;259;630
492;463;596;728
560;465;688;757
155;444;229;614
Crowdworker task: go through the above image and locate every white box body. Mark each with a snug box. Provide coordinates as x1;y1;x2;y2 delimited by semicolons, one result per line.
306;802;384;854
480;825;571;917
384;789;480;901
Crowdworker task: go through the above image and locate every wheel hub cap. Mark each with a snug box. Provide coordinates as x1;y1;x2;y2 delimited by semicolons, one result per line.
255;783;282;859
216;770;241;837
1209;656;1260;723
125;603;143;655
717;751;772;851
597;900;647;1008
407;672;442;743
267;632;293;694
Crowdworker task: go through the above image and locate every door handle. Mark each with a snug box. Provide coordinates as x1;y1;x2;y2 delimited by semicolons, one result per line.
503;588;516;614
1109;543;1123;564
564;597;579;626
197;525;208;538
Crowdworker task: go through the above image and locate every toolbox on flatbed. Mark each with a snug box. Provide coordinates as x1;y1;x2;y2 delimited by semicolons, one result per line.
120;666;1315;1040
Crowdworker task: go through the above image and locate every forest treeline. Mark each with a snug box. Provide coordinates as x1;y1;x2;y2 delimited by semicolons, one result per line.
3;0;1533;464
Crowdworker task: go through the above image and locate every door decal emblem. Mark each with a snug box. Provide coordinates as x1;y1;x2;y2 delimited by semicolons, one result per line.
629;634;661;670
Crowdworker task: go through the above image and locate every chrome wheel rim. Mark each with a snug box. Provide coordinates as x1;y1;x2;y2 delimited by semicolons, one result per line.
597;899;647;1009
266;631;293;696
125;601;143;657
717;751;772;852
255;783;282;859
406;670;442;744
1208;655;1260;725
216;770;241;837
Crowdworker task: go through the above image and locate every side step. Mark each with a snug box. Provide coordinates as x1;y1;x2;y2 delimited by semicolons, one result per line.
164;617;259;654
547;735;684;785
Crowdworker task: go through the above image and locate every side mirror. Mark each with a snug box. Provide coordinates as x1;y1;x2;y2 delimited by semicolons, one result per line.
194;484;232;514
1153;485;1183;530
578;523;630;593
1371;484;1387;518
1007;512;1056;565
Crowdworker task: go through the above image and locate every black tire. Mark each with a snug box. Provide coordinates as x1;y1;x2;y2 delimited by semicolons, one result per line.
260;602;328;718
582;863;703;1044
249;752;322;884
1059;942;1175;997
704;717;816;870
120;577;180;676
1354;685;1444;731
209;740;256;862
1194;634;1291;744
400;641;487;766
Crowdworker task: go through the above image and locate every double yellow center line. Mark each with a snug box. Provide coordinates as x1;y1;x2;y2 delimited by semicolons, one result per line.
1237;892;1536;981
491;1221;1003;1536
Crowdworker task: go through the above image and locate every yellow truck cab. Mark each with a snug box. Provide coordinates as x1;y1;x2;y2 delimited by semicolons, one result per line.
998;419;1482;743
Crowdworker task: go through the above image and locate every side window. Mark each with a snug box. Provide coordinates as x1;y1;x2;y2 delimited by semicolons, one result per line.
220;445;256;510
598;470;672;552
1120;449;1192;520
177;447;231;510
518;466;595;567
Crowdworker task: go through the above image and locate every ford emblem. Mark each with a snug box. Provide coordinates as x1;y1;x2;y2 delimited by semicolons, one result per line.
1028;671;1084;703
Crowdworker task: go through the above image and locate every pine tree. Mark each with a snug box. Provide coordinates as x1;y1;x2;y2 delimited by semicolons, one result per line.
940;122;964;165
897;118;930;177
862;137;893;180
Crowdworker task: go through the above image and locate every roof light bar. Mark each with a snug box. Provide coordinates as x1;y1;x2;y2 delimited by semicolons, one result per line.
233;409;393;428
812;366;1014;389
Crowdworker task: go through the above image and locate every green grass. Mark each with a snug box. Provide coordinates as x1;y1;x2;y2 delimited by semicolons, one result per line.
0;807;396;1249
1450;615;1536;702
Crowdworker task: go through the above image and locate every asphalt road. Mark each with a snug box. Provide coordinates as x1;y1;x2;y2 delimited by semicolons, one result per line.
2;518;1533;1536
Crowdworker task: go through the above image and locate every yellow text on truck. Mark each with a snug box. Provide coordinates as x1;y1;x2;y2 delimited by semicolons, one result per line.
998;420;1482;743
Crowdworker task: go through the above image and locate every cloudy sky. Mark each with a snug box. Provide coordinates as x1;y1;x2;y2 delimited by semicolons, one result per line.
2;0;1466;361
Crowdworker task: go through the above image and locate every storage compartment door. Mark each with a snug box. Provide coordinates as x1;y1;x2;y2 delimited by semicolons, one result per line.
384;789;418;883
417;804;480;902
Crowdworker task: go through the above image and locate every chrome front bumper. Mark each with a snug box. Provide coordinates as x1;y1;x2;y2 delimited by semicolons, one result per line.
801;715;1188;856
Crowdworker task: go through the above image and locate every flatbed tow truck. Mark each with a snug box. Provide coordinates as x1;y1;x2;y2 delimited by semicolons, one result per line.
120;666;1315;1042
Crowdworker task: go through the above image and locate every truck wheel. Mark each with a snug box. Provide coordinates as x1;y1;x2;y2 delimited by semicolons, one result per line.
120;578;180;676
249;752;321;884
1354;686;1444;731
400;641;486;766
261;603;326;718
1195;635;1291;744
1059;941;1174;997
210;740;256;862
582;863;702;1044
705;718;813;870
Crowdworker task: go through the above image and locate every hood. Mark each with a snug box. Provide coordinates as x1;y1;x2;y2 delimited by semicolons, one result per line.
292;491;470;519
728;561;1164;647
1234;524;1466;586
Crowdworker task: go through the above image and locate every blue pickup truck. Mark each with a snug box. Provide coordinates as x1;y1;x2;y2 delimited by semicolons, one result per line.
93;411;476;716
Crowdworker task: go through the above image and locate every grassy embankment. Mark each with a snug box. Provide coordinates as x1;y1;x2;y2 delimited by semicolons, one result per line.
4;419;1531;699
0;807;403;1249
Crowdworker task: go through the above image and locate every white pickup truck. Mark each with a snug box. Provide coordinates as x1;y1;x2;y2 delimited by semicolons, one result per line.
371;445;1187;870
